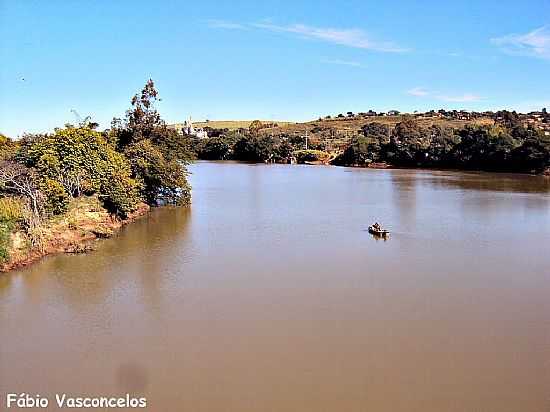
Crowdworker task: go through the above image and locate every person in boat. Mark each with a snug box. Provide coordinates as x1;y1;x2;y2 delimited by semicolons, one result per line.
373;222;381;231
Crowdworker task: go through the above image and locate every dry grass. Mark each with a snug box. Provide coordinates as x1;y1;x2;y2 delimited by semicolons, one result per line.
1;195;150;272
0;197;25;223
173;115;493;134
256;115;495;139
191;120;295;130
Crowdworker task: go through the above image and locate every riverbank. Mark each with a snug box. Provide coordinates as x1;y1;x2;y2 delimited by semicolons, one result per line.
0;196;150;273
265;156;549;176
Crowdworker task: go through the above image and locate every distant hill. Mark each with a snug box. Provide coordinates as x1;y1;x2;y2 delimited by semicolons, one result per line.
181;120;295;130
248;115;495;144
171;115;494;134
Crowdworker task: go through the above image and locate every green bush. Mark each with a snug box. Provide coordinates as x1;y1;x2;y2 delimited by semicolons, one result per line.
124;139;190;206
100;172;140;218
41;179;69;215
0;134;17;161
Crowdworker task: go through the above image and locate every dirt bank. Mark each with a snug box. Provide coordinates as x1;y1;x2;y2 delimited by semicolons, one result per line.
1;196;150;273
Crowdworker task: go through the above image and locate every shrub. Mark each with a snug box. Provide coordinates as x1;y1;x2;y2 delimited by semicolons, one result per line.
100;173;140;218
0;134;17;161
0;219;15;263
124;139;190;206
41;179;69;215
295;150;329;163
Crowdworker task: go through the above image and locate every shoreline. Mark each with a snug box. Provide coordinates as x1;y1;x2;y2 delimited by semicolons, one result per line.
212;158;550;177
0;199;150;274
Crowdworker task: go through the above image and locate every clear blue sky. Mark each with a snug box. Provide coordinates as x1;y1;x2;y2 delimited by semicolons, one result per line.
1;0;549;137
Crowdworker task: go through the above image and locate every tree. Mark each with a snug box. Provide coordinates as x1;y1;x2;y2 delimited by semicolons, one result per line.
124;79;163;144
124;140;190;205
151;127;194;163
384;119;430;165
0;134;17;161
110;80;193;207
16;127;140;217
197;137;232;160
510;133;550;172
233;135;275;162
494;110;521;129
333;135;372;165
425;125;459;165
0;161;43;218
275;140;293;161
362;122;390;144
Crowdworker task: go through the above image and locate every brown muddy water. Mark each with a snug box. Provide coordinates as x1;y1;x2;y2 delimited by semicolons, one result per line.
1;161;550;411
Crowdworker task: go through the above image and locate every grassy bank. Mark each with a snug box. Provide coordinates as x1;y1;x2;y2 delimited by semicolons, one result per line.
0;196;149;272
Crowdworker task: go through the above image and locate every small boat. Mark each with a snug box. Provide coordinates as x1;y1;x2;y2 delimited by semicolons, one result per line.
368;226;390;236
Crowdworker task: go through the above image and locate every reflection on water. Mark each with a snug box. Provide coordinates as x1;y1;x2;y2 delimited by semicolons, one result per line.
1;162;550;412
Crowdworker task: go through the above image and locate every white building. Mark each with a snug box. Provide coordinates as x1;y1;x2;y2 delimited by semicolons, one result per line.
170;117;208;139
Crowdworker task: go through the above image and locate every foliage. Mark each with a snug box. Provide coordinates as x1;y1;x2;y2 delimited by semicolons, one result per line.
233;135;275;162
0;134;17;161
15;127;140;217
0;192;22;264
294;150;329;163
510;136;550;172
384;118;431;165
196;137;232;160
0;161;44;218
362;122;390;144
124;140;188;205
334;135;377;166
152;127;194;163
122;79;163;146
424;125;459;166
41;179;69;215
0;79;198;266
189;117;550;173
0;220;13;263
326;119;550;173
274;140;293;161
110;79;193;206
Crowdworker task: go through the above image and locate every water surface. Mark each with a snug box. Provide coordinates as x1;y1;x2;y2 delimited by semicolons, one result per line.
1;162;550;411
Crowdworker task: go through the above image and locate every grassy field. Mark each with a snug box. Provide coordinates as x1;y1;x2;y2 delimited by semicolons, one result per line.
191;120;296;130
185;116;494;133
256;115;495;149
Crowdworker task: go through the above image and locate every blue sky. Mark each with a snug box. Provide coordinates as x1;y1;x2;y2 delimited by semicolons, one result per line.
1;0;549;137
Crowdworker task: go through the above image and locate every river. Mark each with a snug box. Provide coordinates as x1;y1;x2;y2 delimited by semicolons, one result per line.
1;161;550;411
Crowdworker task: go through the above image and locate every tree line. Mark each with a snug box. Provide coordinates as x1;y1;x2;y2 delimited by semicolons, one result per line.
191;115;550;174
334;116;550;173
